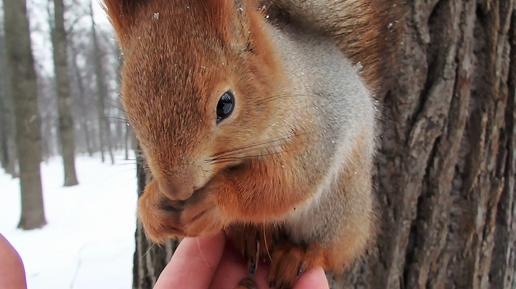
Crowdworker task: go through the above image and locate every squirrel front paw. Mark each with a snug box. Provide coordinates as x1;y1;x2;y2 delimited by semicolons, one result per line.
137;180;225;241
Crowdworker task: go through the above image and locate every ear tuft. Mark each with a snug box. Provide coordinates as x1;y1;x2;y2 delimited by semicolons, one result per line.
101;0;143;44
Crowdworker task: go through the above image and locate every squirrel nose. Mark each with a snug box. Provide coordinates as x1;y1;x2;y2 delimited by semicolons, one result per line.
158;179;194;201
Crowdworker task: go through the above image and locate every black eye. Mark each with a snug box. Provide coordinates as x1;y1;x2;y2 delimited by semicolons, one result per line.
216;91;235;123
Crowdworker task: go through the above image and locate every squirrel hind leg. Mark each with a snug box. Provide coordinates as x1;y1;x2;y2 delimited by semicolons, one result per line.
227;223;282;265
268;241;327;289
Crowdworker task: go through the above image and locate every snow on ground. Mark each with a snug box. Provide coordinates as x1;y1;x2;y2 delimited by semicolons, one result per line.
0;152;138;289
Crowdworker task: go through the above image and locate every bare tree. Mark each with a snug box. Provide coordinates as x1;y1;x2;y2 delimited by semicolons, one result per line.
37;72;58;162
0;89;17;178
1;0;129;180
0;32;17;178
131;1;516;289
3;0;46;229
50;0;79;186
112;42;133;160
90;0;114;164
70;43;93;157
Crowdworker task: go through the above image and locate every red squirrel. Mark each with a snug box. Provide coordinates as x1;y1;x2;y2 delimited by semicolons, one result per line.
102;0;400;288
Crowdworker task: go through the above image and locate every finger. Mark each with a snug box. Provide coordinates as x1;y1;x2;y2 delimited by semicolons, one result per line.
154;231;226;289
293;267;329;289
209;238;250;289
0;233;26;289
252;259;271;289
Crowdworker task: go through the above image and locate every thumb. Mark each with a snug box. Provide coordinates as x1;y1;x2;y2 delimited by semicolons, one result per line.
154;231;226;289
0;233;27;289
293;267;329;289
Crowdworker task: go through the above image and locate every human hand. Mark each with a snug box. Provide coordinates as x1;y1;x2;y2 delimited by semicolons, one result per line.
153;231;330;289
0;233;27;289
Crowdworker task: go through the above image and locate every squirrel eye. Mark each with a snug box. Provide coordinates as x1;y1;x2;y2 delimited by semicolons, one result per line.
216;91;235;123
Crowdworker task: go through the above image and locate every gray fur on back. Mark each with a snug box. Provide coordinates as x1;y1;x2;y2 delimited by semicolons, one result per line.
265;23;375;245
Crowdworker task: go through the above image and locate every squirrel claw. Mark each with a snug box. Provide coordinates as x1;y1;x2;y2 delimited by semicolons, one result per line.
227;223;280;263
296;263;305;276
235;277;258;289
235;259;258;289
267;241;325;289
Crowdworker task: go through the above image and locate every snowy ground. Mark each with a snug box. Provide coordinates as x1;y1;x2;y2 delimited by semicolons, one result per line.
0;153;138;289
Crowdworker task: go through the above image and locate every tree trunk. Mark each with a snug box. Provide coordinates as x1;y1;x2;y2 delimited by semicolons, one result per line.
114;43;133;160
124;125;133;160
131;1;516;288
50;0;79;187
39;111;54;162
2;0;47;230
132;146;180;289
70;45;94;157
90;0;115;165
490;5;516;288
0;90;17;178
0;33;18;178
338;1;516;288
114;43;124;151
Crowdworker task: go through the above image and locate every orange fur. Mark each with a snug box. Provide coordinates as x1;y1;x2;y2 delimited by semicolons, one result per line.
102;0;398;288
330;0;403;93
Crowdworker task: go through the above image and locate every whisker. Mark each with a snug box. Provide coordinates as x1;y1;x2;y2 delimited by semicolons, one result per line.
255;92;313;105
208;124;323;162
263;225;272;262
141;243;157;261
196;238;211;268
207;129;315;164
210;148;300;165
112;162;138;166
105;116;129;121
208;135;294;160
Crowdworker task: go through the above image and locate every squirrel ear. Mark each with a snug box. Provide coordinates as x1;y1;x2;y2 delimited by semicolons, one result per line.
227;0;262;56
101;0;142;45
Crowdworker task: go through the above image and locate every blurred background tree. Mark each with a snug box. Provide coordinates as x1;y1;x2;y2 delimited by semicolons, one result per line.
50;0;79;186
2;0;46;229
0;0;133;230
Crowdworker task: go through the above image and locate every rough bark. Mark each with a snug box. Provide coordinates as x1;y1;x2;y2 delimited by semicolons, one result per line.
132;0;516;288
489;5;516;289
133;146;179;289
51;0;79;187
2;0;47;230
339;1;516;288
90;0;115;165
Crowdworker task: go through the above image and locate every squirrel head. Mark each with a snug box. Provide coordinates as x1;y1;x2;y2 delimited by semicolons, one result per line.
103;0;285;200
